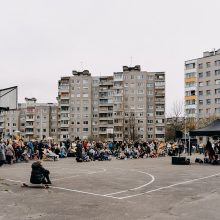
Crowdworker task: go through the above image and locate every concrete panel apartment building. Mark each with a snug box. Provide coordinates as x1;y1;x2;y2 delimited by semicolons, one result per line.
57;65;165;143
0;98;58;141
185;49;220;120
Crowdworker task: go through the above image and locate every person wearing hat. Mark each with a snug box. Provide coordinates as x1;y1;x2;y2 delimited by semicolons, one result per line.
30;161;51;184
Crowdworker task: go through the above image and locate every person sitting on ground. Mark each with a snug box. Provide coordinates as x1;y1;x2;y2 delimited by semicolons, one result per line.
30;161;51;184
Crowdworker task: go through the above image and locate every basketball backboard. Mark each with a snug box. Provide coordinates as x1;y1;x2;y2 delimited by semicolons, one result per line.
0;86;18;111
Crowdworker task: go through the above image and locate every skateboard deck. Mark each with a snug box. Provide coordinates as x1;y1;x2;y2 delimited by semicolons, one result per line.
21;183;49;188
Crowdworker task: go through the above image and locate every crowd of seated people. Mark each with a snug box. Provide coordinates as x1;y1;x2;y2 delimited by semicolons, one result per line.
1;137;197;166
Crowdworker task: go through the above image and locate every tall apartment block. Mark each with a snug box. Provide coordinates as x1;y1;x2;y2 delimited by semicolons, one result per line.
113;66;165;142
185;49;220;119
57;66;165;142
0;98;58;141
57;71;92;142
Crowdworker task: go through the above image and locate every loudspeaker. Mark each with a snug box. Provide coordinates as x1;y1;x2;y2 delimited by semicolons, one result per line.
172;156;190;165
175;130;183;139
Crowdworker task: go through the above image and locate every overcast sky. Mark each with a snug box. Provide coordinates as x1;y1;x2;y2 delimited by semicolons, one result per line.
0;0;220;115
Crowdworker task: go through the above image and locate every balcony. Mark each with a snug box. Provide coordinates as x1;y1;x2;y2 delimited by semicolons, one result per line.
58;85;69;92
99;130;107;135
60;124;69;128
155;99;165;103
114;122;123;126
25;125;34;128
25;117;34;121
60;130;69;135
114;75;123;81
99;81;113;86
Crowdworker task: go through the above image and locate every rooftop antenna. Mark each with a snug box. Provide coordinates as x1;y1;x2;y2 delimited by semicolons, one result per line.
80;61;84;71
130;56;133;67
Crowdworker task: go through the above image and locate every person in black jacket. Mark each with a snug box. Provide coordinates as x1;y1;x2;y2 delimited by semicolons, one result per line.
30;161;51;184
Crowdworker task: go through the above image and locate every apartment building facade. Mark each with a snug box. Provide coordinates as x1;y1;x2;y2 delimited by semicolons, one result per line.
0;98;58;141
185;49;220;120
113;65;165;142
57;71;93;142
57;66;166;142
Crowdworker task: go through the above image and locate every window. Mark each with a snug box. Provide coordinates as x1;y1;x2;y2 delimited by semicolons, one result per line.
148;75;154;80
206;80;211;86
137;82;144;86
156;112;164;116
206;62;211;68
215;98;220;104
215;108;220;113
137;75;144;80
199;109;203;114
215;79;220;84
83;79;88;84
138;97;144;101
206;71;211;77
83;128;89;132
185;72;196;78
146;83;154;88
206;90;211;95
215;70;220;76
198;72;203;78
206;109;211;114
198;63;203;69
206;99;211;105
83;107;88;111
186;108;195;114
215;88;220;94
83;121;88;124
147;90;153;95
199;82;203;87
185;99;195;105
43;129;46;132
215;60;220;66
199;91;203;96
199;100;203;105
185;63;195;70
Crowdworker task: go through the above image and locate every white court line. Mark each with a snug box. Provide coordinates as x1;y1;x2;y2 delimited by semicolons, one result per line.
5;171;220;200
3;178;120;200
4;179;23;184
52;168;106;182
49;186;119;199
118;172;220;200
104;170;155;196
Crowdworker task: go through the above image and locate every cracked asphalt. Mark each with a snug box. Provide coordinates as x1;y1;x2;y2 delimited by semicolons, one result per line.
0;155;220;220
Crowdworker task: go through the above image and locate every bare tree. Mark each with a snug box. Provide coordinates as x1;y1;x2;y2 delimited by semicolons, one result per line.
165;100;184;141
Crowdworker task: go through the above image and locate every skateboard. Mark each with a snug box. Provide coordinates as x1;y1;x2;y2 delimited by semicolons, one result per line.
21;183;49;188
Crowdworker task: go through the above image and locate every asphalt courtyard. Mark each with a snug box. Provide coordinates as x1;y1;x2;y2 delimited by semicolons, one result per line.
1;156;220;220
